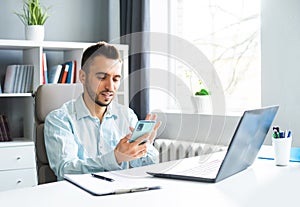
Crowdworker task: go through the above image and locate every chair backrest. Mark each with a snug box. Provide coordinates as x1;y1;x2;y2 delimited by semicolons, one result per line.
35;83;83;184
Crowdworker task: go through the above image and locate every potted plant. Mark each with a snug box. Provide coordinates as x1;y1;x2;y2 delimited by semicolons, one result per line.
184;70;212;113
14;0;50;41
192;80;212;113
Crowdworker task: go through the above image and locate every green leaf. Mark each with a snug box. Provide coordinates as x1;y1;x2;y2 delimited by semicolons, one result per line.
195;89;209;96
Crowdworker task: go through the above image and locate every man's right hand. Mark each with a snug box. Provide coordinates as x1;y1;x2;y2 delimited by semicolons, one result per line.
114;133;149;164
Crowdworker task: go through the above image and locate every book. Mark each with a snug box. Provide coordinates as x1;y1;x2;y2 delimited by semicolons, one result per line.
66;60;77;83
0;115;12;142
57;64;64;83
0;115;8;141
42;53;48;84
48;64;63;84
65;61;73;84
60;64;69;84
0;122;3;141
64;172;161;196
24;65;34;93
2;115;11;141
21;65;28;93
4;65;18;93
72;60;77;83
12;65;21;93
16;65;25;93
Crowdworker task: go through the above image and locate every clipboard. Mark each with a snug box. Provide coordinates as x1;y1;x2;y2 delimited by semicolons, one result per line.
64;172;161;196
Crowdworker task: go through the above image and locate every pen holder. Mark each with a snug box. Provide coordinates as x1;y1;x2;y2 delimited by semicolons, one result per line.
272;136;292;166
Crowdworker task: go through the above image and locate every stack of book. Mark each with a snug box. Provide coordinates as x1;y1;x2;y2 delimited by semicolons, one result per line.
0;115;12;142
3;65;34;93
41;53;77;84
47;60;77;84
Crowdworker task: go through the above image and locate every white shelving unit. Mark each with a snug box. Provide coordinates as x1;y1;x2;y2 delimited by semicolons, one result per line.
0;39;129;191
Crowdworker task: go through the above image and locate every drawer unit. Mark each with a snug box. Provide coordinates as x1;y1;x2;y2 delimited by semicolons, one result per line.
0;140;37;191
0;168;37;191
0;145;36;170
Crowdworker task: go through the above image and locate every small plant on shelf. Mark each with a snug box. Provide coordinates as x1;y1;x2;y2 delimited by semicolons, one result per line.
14;0;50;25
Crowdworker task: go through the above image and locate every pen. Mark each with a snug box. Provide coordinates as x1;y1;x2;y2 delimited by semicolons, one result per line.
91;173;115;182
272;131;279;138
272;126;280;138
288;130;292;138
273;126;280;133
285;130;288;138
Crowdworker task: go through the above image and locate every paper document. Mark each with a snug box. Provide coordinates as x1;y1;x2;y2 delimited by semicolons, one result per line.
64;172;161;196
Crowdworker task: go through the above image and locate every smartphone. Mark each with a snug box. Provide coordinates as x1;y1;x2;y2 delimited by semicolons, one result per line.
129;120;156;144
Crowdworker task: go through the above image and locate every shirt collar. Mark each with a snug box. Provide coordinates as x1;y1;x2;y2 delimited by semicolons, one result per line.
103;102;118;120
75;94;118;120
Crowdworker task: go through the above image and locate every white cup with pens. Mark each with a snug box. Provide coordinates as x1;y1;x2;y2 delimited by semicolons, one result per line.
272;126;292;166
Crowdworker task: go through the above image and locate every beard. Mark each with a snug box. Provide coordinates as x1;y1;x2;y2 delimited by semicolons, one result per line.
85;81;113;107
94;93;112;107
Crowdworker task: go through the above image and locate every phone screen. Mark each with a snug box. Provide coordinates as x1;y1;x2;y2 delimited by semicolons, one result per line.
129;120;156;144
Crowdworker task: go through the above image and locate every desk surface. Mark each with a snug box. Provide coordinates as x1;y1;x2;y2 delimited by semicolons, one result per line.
1;150;299;207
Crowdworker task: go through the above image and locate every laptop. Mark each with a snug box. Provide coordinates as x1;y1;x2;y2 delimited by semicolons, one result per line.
147;106;279;183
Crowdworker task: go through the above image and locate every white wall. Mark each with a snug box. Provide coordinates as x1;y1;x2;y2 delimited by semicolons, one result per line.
0;0;120;88
261;0;300;146
0;0;111;42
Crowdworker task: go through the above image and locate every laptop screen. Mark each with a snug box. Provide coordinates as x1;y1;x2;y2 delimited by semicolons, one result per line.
216;106;279;182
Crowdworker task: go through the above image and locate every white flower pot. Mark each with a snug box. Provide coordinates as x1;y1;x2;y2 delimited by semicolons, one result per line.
25;25;45;41
191;95;212;114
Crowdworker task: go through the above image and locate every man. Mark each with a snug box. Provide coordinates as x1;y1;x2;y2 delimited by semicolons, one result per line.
44;42;161;180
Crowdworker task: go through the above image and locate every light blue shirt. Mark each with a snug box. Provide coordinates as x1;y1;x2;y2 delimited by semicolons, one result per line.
44;95;159;180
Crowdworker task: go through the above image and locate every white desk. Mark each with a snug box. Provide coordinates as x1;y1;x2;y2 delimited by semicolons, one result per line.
0;156;299;207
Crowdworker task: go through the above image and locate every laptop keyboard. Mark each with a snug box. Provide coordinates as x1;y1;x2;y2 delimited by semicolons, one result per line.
177;159;222;177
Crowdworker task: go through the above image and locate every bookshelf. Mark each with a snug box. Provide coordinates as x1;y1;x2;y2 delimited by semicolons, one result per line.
0;39;129;191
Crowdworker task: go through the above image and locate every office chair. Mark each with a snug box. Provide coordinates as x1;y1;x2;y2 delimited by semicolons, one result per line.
34;83;83;184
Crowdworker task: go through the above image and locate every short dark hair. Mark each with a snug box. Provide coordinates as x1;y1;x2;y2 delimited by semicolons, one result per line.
81;41;121;72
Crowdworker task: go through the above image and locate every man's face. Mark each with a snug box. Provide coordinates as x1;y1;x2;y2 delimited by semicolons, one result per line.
82;56;122;107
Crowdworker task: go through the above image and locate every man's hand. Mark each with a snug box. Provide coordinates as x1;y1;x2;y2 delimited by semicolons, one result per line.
114;113;161;165
144;113;162;145
114;133;149;164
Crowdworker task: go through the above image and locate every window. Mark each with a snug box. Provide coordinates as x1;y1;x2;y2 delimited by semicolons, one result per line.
149;0;260;115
